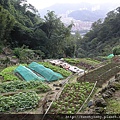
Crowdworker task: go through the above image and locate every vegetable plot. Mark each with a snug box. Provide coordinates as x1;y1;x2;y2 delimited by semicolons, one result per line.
39;62;72;77
49;82;94;114
0;80;51;93
77;63;120;87
0;66;19;81
0;64;27;82
0;91;40;112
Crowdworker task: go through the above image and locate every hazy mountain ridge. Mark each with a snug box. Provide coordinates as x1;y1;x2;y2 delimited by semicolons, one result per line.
39;2;119;19
39;2;119;33
68;9;106;22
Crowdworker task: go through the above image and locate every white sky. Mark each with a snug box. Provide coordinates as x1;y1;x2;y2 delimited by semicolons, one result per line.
27;0;120;9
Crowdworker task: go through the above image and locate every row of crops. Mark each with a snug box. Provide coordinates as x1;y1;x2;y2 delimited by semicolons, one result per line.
39;62;72;77
0;66;20;82
0;64;27;82
0;62;71;82
0;91;40;112
0;62;72;113
0;80;51;93
48;82;94;114
0;80;51;113
64;58;100;70
64;58;100;65
77;63;120;87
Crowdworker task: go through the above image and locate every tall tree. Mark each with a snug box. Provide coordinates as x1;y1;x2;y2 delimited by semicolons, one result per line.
0;5;15;46
37;11;72;58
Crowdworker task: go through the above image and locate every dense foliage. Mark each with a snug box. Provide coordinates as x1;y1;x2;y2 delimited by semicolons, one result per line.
113;45;120;56
78;7;120;57
0;0;73;59
0;0;120;59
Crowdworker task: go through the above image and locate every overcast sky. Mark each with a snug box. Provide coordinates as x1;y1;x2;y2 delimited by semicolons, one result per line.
27;0;120;9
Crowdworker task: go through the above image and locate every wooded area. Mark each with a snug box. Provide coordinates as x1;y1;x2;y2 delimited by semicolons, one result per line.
0;0;120;60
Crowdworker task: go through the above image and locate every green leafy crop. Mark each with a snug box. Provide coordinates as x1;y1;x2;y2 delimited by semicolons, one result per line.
0;80;51;93
0;91;40;112
39;62;72;77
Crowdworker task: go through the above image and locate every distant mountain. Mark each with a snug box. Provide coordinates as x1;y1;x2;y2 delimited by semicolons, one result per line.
39;2;93;17
68;10;106;22
39;2;119;20
39;2;120;34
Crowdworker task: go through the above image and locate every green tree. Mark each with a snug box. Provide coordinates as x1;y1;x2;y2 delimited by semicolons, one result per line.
113;46;120;56
0;5;15;46
37;11;72;58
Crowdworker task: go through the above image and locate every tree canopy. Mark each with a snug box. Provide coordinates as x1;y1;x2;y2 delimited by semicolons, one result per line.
1;0;120;59
0;0;73;58
78;7;120;57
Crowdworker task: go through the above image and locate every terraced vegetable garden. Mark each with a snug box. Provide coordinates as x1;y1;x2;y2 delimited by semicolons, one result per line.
77;63;120;87
0;59;119;115
0;64;27;82
0;80;51;93
0;62;71;82
48;82;94;114
0;79;51;113
0;91;40;112
64;58;100;70
0;62;72;113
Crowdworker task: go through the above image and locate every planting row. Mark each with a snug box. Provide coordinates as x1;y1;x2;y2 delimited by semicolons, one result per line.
0;62;71;82
0;66;20;82
0;64;27;82
48;82;94;114
77;63;120;87
0;80;51;93
64;58;100;70
0;91;40;112
39;62;72;77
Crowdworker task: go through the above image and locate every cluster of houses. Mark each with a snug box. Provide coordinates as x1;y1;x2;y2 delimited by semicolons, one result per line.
49;59;84;74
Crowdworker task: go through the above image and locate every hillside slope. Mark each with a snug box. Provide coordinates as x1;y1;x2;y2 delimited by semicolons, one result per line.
78;7;120;57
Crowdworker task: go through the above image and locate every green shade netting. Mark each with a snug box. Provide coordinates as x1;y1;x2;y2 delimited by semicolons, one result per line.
14;65;45;81
107;54;114;59
28;62;64;81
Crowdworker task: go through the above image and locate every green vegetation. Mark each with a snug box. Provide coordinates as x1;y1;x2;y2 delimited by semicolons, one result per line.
106;99;120;114
64;58;100;70
64;58;80;64
49;82;94;114
0;64;27;82
0;66;20;82
0;0;120;59
64;58;100;65
113;45;120;56
13;45;45;63
0;91;40;112
0;0;120;115
78;7;120;57
39;62;72;77
77;63;120;87
0;0;73;59
0;80;51;93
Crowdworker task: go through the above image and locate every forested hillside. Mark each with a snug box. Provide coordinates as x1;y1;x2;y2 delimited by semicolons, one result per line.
0;0;120;59
0;0;73;59
78;7;120;57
